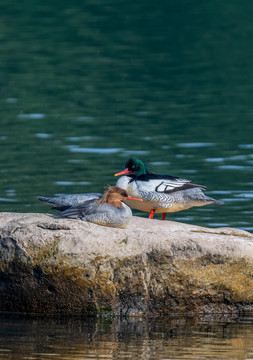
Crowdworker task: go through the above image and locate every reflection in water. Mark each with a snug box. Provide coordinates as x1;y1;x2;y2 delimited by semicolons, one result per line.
0;315;253;359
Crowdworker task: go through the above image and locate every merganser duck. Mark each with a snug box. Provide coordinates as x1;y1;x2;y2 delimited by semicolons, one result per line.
114;158;223;220
38;186;142;228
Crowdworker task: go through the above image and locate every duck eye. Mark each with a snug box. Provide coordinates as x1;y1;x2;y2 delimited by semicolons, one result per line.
132;165;136;169
121;192;127;197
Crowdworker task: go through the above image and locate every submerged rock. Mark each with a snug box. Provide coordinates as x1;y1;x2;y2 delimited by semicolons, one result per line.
0;212;253;315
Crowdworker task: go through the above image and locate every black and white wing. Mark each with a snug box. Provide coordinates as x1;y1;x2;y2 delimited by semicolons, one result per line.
136;174;204;194
154;179;204;193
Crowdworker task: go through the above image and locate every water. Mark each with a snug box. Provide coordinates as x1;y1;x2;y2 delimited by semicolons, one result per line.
0;314;253;359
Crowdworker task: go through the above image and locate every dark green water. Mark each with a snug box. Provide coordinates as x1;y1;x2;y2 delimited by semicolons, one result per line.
0;315;253;359
0;1;253;230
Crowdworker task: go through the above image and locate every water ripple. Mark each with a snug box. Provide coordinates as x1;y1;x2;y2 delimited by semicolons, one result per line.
35;133;52;139
55;181;91;186
121;150;149;156
5;190;16;196
65;146;122;154
0;197;16;202
205;158;224;163
177;142;215;148
218;165;252;170
69;116;94;121
239;144;253;149
66;136;101;141
5;97;18;103
18;114;45;119
208;223;229;227
151;161;171;166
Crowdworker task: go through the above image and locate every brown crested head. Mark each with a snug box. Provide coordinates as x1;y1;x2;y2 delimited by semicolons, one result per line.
96;186;143;208
96;186;129;208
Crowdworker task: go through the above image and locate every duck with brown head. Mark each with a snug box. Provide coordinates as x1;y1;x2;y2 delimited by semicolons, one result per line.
38;186;142;228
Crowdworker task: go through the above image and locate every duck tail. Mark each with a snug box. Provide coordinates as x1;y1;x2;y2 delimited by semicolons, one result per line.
202;195;223;205
186;188;223;205
37;196;50;203
212;199;224;205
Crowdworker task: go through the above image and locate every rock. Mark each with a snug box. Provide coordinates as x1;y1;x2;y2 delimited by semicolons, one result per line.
0;212;253;315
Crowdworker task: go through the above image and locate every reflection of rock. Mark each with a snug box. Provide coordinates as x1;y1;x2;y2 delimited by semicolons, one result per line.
1;315;251;358
0;212;253;315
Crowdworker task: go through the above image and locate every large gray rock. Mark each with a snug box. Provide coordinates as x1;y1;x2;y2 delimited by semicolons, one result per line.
0;212;253;315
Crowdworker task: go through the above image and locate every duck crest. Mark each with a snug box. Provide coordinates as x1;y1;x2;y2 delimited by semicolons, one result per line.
96;186;123;208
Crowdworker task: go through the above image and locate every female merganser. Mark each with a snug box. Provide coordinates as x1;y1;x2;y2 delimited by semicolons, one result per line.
38;186;142;228
114;158;223;220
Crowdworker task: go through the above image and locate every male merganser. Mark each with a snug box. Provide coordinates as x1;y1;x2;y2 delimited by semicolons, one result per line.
38;186;142;228
114;158;223;220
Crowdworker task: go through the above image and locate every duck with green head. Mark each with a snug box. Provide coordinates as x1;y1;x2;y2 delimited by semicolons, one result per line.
114;158;223;220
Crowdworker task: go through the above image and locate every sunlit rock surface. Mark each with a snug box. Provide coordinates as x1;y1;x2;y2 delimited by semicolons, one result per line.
0;212;253;315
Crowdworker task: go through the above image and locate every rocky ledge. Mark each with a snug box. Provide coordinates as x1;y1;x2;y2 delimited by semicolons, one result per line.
0;212;253;316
